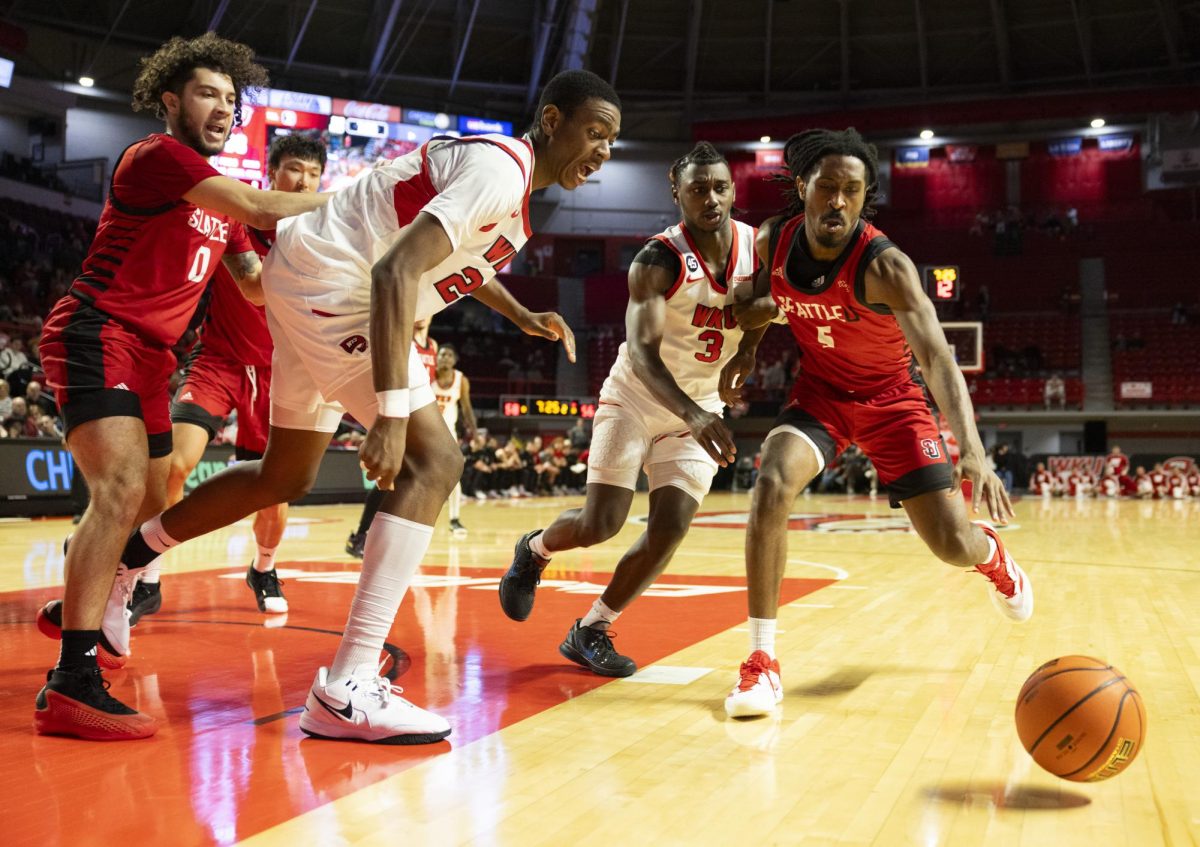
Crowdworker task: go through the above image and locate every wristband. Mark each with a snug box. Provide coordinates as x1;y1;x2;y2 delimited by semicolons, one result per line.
376;389;410;418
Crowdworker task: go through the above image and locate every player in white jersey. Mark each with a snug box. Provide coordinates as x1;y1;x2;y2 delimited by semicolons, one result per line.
108;70;622;743
499;142;765;677
432;344;477;535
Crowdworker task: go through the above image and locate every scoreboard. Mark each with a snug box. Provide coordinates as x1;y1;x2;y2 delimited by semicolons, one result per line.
500;396;597;419
922;265;961;302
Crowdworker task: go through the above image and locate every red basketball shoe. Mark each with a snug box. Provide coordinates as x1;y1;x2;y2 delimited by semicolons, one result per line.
973;521;1034;622
34;666;157;740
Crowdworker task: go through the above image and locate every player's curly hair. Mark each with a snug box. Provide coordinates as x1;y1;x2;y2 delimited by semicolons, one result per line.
131;31;269;127
668;141;728;187
774;127;879;219
268;134;327;171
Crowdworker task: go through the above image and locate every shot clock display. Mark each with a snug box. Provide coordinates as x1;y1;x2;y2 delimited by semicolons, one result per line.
500;396;597;419
923;265;961;301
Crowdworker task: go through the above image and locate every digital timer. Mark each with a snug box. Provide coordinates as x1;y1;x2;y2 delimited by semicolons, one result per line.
500;396;597;419
923;265;961;301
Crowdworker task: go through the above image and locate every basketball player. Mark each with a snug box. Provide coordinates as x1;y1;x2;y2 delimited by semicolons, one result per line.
499;142;761;677
99;70;621;743
130;135;326;620
345;318;439;557
1150;463;1170;498
33;33;330;740
1030;462;1055;497
719;129;1034;718
1135;465;1154;498
432;344;478;535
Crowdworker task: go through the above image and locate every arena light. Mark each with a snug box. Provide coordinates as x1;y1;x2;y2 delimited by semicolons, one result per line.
759;135;771;143
78;76;95;87
1090;117;1105;128
919;129;934;140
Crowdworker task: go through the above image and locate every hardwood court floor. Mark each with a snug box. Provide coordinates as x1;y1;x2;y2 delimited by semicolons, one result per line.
0;492;1197;846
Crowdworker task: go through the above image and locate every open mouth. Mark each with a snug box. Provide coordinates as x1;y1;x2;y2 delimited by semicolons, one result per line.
702;210;723;223
822;217;845;231
205;122;227;139
575;163;598;185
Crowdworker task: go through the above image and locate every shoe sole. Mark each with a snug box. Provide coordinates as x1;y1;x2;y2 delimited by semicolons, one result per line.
36;602;128;670
724;695;781;719
34;690;157;740
298;724;451;745
558;640;636;678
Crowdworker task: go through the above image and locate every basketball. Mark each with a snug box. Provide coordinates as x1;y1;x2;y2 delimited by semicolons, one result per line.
1015;656;1147;782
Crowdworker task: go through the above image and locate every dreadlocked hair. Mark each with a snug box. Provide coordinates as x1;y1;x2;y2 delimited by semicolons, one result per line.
774;127;879;219
131;31;269;127
668;141;728;187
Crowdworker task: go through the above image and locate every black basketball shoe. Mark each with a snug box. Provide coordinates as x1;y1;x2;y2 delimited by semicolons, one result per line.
345;532;366;558
35;666;157;739
128;580;162;627
558;620;637;677
498;530;549;621
246;565;288;613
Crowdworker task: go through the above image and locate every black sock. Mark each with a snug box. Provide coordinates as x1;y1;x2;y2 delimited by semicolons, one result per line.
356;486;386;536
122;529;157;569
57;630;101;671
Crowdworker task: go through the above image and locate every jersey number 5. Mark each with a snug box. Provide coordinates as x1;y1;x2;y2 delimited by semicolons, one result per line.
695;329;723;363
817;325;835;348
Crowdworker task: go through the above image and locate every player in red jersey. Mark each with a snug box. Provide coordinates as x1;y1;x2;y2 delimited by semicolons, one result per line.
109;134;327;623
1105;444;1136;495
345;319;440;558
33;33;330;740
1134;465;1154;498
1150;463;1170;498
720;129;1033;718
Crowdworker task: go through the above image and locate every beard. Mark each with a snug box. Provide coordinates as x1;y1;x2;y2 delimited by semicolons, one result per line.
178;111;227;157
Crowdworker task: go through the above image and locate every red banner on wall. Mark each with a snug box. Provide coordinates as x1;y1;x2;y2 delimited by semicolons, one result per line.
755;149;784;170
945;144;978;163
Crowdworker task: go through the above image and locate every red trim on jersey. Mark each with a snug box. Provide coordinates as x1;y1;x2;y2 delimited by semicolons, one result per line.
678;223;731;295
311;308;342;318
454;136;535;239
394;144;439;226
653;234;689;302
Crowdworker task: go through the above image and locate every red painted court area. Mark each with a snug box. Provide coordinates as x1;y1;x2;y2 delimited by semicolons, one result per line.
0;561;831;846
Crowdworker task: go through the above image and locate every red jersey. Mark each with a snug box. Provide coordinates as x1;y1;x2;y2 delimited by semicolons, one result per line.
415;335;439;381
769;216;908;395
70;133;248;346
200;224;274;367
1150;471;1168;496
1105;452;1130;477
1031;470;1054;494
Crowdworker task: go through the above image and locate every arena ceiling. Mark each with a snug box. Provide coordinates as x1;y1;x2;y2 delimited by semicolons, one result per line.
3;0;1199;138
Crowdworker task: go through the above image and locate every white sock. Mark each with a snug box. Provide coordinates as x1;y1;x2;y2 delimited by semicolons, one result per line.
448;482;461;521
253;544;277;573
141;561;161;585
329;512;433;681
528;530;552;560
749;617;777;659
580;598;620;630
141;514;180;554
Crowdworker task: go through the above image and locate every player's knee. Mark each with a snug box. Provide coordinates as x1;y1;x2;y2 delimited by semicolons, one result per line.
577;507;625;546
88;472;148;527
259;459;317;503
753;468;800;514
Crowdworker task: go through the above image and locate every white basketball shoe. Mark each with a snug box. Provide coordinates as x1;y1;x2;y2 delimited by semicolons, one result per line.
101;563;137;656
724;650;783;718
973;521;1034;622
299;664;451;744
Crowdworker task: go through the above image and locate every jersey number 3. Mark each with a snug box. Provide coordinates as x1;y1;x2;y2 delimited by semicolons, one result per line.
695;329;723;363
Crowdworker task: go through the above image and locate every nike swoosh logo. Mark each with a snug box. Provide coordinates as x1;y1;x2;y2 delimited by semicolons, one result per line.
312;692;354;721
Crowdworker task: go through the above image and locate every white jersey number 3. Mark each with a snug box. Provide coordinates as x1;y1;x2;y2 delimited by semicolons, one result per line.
817;325;835;348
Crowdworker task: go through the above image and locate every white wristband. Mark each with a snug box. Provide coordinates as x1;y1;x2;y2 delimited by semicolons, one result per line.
376;389;410;418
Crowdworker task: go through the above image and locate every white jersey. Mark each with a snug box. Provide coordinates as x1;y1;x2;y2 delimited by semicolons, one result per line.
434;369;463;431
274;134;534;322
602;219;758;407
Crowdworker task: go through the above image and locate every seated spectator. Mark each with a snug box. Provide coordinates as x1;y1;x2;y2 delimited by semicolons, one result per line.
0;380;11;419
1171;301;1188;325
25;380;56;417
568;417;590;451
1044;373;1066;410
463;433;495;500
0;335;30;389
4;396;37;437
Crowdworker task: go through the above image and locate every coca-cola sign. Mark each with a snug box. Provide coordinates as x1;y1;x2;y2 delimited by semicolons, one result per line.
334;98;401;123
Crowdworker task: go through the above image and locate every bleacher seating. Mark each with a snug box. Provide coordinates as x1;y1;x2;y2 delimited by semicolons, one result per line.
1110;312;1200;407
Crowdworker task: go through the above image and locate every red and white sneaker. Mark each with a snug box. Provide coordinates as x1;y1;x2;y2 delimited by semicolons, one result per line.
724;650;783;718
36;600;127;670
973;521;1034;622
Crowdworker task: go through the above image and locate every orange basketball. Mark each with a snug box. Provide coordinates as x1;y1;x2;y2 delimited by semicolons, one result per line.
1015;655;1146;782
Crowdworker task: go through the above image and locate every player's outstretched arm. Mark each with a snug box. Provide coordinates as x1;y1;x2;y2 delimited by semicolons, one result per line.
626;260;735;467
358;212;455;490
471;280;576;363
184;175;330;230
867;248;1014;523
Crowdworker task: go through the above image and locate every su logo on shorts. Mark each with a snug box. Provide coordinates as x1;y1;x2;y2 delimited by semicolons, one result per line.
920;438;942;459
340;334;368;354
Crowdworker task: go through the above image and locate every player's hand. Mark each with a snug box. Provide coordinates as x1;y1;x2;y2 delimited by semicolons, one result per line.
950;450;1014;524
521;311;576;363
685;409;737;467
732;297;780;330
359;416;408;491
718;352;755;406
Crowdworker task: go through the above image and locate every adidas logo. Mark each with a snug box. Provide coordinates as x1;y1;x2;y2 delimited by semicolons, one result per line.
181;391;193;401
114;382;129;390
771;267;784;278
